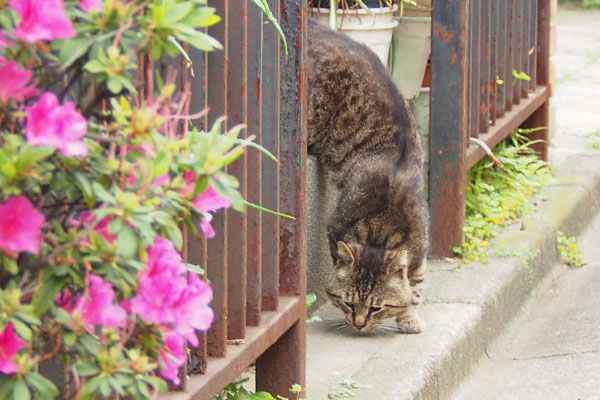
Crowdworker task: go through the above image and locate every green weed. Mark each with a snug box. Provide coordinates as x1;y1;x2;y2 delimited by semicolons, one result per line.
455;130;553;263
556;231;585;267
585;130;600;150
306;293;323;325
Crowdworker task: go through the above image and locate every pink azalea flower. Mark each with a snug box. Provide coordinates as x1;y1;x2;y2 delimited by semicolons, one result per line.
143;237;187;278
26;92;88;157
9;0;76;43
130;237;214;343
158;331;186;385
0;196;45;256
56;289;73;310
0;58;39;103
129;273;187;325
0;323;26;374
80;0;102;13
172;272;214;347
72;274;127;331
192;184;232;239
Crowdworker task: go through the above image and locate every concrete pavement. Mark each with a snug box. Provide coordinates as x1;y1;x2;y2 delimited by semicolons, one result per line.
452;210;600;400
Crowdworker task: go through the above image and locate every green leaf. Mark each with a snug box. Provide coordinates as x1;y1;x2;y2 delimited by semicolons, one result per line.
165;223;183;250
84;60;105;74
107;77;124;94
32;276;63;317
118;224;137;260
16;145;54;171
10;317;32;341
232;138;279;164
26;373;59;398
187;263;205;276
77;360;101;377
52;307;72;326
2;256;18;275
58;36;95;70
75;173;96;207
512;69;531;81
100;378;112;397
306;293;317;309
244;200;295;220
152;149;170;179
12;380;30;400
15;311;40;326
92;182;116;204
63;332;76;346
163;2;194;25
81;335;101;356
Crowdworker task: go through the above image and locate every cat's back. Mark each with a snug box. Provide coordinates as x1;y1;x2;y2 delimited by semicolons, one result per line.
306;19;422;171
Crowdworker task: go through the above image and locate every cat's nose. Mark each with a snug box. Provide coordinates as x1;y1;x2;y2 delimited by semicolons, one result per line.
354;315;367;330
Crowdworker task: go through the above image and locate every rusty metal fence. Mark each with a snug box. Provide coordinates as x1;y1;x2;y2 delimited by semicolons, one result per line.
163;1;308;399
429;0;552;256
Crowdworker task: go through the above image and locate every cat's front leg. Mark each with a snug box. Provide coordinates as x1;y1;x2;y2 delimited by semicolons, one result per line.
396;259;426;334
408;259;426;306
395;306;422;334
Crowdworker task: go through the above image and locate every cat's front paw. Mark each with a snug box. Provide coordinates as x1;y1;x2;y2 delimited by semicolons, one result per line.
395;314;423;334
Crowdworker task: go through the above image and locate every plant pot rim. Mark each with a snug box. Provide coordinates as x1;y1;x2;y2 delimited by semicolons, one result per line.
394;16;432;22
309;5;398;15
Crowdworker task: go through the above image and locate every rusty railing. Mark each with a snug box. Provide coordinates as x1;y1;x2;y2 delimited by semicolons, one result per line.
429;0;552;255
163;1;307;398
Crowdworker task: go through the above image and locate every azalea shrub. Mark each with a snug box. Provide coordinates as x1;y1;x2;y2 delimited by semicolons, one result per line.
0;0;255;398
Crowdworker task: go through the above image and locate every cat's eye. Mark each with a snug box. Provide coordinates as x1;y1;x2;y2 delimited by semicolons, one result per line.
369;306;383;313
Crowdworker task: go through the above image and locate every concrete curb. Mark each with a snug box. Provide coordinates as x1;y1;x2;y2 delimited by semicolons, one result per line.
306;154;600;400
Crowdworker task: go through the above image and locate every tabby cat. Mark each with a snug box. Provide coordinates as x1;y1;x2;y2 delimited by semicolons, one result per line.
307;20;428;334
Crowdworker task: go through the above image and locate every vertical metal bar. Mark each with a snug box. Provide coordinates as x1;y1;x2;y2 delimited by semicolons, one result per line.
246;0;264;327
226;0;248;341
512;0;522;105
429;0;469;256
469;0;480;139
479;0;490;133
505;0;514;111
489;0;498;126
278;2;307;299
257;0;307;394
496;0;507;119
206;0;228;358
536;0;550;87
523;0;551;160
521;0;531;97
530;0;538;90
256;320;306;398
261;0;281;312
186;42;209;374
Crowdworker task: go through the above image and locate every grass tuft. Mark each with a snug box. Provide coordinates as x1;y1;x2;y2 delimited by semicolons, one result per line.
454;130;553;263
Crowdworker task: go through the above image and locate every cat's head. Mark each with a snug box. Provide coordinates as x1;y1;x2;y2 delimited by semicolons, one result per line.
326;241;412;332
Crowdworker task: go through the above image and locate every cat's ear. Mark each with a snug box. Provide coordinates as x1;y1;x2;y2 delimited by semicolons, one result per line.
385;249;409;278
336;241;356;267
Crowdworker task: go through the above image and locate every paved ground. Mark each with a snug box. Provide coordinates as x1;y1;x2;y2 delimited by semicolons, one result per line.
550;8;600;163
451;8;600;400
452;208;600;400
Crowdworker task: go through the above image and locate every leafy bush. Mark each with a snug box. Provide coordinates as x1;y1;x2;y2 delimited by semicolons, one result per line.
454;130;553;263
0;1;272;398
